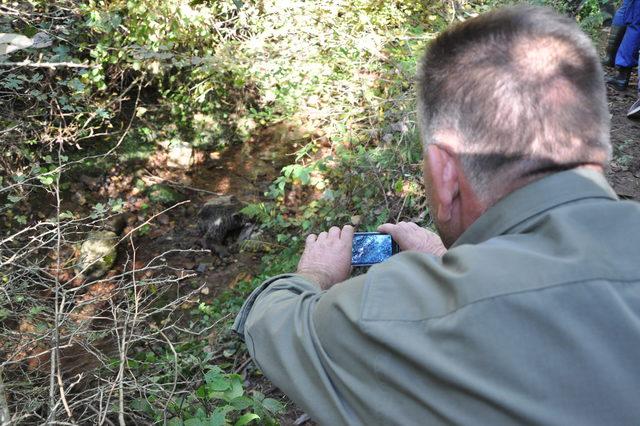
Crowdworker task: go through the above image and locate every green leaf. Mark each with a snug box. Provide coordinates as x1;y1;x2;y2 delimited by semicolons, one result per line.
195;385;207;399
394;179;404;193
204;370;230;392
67;78;86;92
7;194;21;203
261;398;285;414
29;306;44;315
298;168;310;185
229;396;253;410
207;406;234;426
59;211;75;220
234;413;260;426
38;175;54;186
0;308;10;320
206;377;230;392
2;75;22;90
222;375;244;401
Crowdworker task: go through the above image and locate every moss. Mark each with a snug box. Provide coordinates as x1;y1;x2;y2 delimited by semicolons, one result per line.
147;184;185;206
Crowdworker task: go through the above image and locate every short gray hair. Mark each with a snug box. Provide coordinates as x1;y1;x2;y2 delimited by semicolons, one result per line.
417;5;611;199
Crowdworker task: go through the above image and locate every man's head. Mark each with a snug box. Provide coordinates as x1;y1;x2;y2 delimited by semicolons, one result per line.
417;5;611;246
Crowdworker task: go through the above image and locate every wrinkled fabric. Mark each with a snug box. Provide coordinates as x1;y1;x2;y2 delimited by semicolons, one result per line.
613;0;640;25
234;169;640;426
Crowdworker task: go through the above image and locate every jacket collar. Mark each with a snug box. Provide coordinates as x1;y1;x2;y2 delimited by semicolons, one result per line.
452;168;618;247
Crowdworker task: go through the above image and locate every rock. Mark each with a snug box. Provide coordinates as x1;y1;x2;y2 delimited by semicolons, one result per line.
31;32;53;49
195;263;209;274
0;33;33;55
198;195;246;256
350;215;362;226
165;140;193;169
77;231;118;279
236;223;256;244
157;213;170;225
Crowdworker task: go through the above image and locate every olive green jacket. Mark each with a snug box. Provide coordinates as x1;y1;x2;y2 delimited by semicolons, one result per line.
233;169;640;425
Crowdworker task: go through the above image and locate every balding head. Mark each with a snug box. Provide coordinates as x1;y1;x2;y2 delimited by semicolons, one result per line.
417;5;611;202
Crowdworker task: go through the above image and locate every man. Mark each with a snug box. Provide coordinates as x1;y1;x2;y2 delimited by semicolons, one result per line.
234;6;640;425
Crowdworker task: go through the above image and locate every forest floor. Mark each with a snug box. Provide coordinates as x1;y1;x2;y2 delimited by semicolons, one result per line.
605;72;640;201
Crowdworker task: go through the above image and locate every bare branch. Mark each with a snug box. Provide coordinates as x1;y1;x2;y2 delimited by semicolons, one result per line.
0;60;94;69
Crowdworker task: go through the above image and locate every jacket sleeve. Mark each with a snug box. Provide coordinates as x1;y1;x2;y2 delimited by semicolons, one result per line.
232;273;372;426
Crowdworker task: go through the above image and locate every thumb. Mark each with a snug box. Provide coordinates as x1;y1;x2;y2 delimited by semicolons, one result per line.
377;223;396;234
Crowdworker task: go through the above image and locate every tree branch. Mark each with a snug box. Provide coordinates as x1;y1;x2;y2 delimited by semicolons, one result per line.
0;60;94;69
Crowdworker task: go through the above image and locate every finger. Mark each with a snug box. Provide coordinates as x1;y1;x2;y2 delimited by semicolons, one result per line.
377;223;395;234
328;226;340;239
341;224;354;241
317;231;328;241
306;234;317;244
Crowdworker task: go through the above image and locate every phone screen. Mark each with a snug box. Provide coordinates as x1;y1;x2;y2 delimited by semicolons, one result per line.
351;232;397;266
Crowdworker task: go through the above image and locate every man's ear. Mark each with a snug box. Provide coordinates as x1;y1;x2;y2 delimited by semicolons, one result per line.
426;144;459;223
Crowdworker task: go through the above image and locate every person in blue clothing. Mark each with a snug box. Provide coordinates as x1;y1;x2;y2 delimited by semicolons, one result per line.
602;2;629;67
607;0;640;90
605;0;640;118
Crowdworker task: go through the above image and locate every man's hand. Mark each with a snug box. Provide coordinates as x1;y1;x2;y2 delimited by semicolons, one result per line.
378;222;447;256
297;225;354;290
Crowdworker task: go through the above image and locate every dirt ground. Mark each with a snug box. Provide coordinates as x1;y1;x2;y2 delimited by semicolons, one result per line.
605;71;640;201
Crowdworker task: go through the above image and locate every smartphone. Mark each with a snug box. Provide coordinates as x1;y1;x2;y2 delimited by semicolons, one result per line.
351;232;399;266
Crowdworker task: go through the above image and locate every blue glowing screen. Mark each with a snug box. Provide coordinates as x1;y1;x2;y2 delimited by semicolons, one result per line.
351;233;393;265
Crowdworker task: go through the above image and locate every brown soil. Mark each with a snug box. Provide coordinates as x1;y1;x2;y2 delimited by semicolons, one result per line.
605;70;640;201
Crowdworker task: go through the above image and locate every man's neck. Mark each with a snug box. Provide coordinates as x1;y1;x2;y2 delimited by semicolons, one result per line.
486;164;605;212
